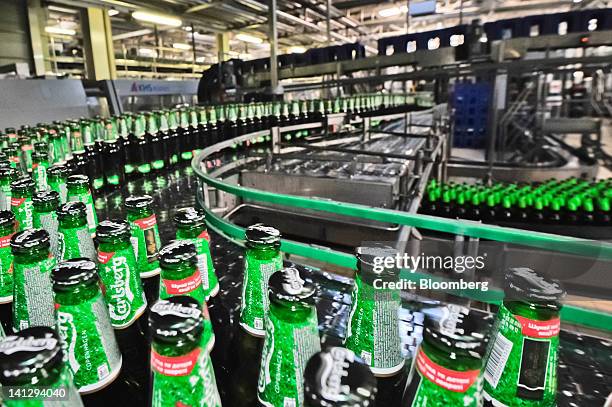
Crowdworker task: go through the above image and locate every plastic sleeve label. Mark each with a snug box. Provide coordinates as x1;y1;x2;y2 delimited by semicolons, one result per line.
163;271;202;295
514;316;560;338
415;348;480;393
151;347;201;376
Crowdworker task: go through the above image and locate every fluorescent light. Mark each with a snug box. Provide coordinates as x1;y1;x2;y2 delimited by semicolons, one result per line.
379;7;401;17
235;33;263;44
108;9;120;16
173;42;192;50
138;48;157;57
45;26;76;36
132;10;182;27
48;5;78;14
288;46;307;54
183;26;192;32
195;56;206;63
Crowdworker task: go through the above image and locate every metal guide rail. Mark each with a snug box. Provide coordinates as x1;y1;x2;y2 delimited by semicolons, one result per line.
192;108;612;332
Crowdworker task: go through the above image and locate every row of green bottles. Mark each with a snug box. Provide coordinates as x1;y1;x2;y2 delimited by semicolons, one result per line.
421;178;611;226
0;92;416;195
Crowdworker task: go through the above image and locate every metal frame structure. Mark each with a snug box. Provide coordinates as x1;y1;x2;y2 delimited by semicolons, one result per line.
190;108;612;333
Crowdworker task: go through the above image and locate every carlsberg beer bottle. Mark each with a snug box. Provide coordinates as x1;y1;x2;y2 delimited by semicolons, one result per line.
158;240;215;352
11;229;56;331
240;224;282;336
0;167;18;211
10;177;35;231
125;195;162;303
149;296;222;407
303;347;377;407
0;210;15;332
403;304;492;406
174;207;219;300
483;268;565;407
257;267;321;407
344;246;404;376
32;190;61;259
47;164;69;204
51;258;123;393
57;202;96;262
0;326;84;406
96;219;147;329
66;174;98;235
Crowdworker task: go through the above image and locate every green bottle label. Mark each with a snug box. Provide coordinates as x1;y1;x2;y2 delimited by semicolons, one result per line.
0;234;14;302
56;291;122;392
97;248;147;328
13;256;56;331
257;306;320;407
68;193;98;235
483;304;560;406
406;347;481;406
344;276;404;375
129;214;161;278
35;212;60;260
151;343;221;407
239;252;282;336
176;230;219;299
11;197;34;231
33;162;49;191
58;225;96;262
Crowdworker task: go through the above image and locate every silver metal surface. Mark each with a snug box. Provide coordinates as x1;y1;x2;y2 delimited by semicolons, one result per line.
0;79;89;128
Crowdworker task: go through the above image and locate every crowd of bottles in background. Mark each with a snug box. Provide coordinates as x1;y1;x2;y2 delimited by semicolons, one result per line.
0;92;418;197
421;178;612;226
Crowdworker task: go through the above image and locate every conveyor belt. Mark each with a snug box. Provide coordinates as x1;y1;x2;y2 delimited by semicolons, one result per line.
100;165;611;407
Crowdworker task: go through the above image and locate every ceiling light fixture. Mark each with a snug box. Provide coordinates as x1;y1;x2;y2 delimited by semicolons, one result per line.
138;48;157;57
378;5;408;18
45;26;76;36
235;33;263;44
288;46;307;54
108;9;120;16
173;42;192;50
132;10;182;27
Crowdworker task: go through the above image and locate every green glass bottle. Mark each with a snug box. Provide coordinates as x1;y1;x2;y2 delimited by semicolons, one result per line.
124;195;162;303
344;246;404;376
66;175;98;235
51;258;123;392
158;240;215;352
174;207;219;300
303;346;377;407
0;211;15;330
0;167;19;211
403;305;492;406
10;177;35;231
57;202;96;262
95;219;147;329
257;267;321;407
240;224;283;337
31;151;49;192
0;326;84;406
483;268;565;407
10;229;56;331
46;165;69;204
149;296;222;407
32;190;60;259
